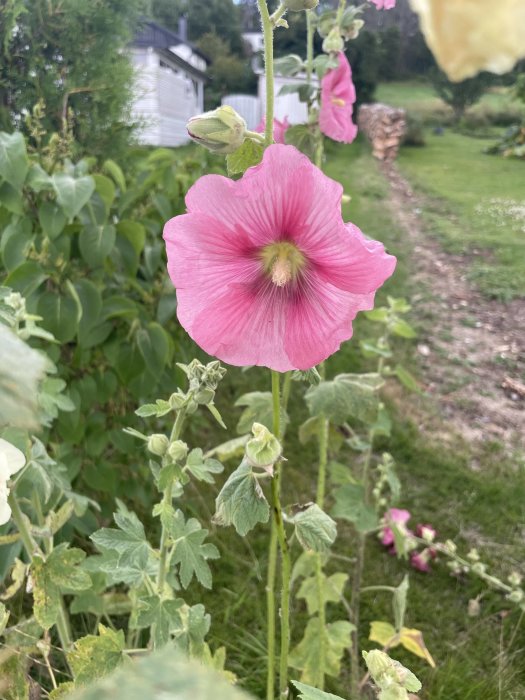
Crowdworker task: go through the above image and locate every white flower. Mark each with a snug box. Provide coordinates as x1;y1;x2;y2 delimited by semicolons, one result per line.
0;438;26;526
410;0;525;81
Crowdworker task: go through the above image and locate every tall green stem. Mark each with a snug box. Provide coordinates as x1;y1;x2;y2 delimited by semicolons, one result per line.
9;494;73;653
257;0;275;146
156;408;186;599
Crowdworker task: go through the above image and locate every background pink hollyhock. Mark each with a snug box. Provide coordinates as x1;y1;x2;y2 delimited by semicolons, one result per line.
381;508;411;547
163;144;396;372
411;547;437;573
370;0;396;9
319;52;358;144
255;116;290;144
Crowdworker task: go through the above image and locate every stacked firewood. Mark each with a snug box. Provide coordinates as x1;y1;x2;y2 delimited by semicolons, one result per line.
357;103;407;161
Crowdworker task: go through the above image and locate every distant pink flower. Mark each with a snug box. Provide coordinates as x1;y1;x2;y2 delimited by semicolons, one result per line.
411;547;437;573
255;116;290;144
381;508;411;547
320;52;358;144
416;523;436;543
163;145;396;372
370;0;396;9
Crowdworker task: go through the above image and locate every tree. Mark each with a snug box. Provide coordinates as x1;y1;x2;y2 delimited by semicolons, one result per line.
0;0;142;160
431;70;493;122
150;0;245;55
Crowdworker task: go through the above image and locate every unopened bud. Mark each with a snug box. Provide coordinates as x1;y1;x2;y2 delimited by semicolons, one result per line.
507;589;524;604
246;423;282;469
443;539;457;555
168;440;188;463
147;434;169;456
508;571;523;588
187;106;246;154
342;18;364;40
195;387;215;405
323;27;344;54
169;392;186;410
471;562;486;576
284;0;319;10
467;548;480;562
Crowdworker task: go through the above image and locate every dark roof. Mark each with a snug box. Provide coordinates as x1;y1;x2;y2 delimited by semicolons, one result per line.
131;19;210;64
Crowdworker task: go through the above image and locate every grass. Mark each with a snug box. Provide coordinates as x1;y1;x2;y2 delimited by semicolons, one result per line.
376;81;525;130
397;131;525;300
195;138;525;700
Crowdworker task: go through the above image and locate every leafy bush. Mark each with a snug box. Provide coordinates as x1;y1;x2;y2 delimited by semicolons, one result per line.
0;131;223;509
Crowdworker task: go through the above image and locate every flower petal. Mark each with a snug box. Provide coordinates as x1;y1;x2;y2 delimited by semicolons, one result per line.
284;273;376;369
0;439;26;477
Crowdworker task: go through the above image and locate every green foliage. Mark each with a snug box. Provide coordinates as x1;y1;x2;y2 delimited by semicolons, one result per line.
132;595;184;648
64;646;253;700
292;681;346;700
331;483;379;532
164;509;220;589
431;70;493;122
297;572;348;616
68;625;125;684
305;373;383;425
0;0;143;159
214;460;270;536
289;619;355;684
226;140;264;176
289;504;337;554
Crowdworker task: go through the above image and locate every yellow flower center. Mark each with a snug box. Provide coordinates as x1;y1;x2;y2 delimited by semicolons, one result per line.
331;97;346;107
259;241;306;287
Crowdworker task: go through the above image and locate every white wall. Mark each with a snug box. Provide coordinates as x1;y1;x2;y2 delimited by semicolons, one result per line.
130;47;204;147
258;74;314;124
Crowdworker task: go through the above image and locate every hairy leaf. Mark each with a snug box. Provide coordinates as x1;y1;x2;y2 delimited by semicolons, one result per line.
213;461;270;536
331;483;379;532
68;625;125;684
289;618;354;683
165;510;220;589
297;572;349;615
305;374;383;425
290;504;337;553
226;140;264;176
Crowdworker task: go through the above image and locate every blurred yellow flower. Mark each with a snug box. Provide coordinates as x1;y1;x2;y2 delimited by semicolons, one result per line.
410;0;525;81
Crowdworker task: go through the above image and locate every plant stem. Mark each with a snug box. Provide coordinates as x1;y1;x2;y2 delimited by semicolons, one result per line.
257;0;275;146
269;370;292;698
9;494;73;652
349;428;375;699
306;10;314;85
266;522;278;700
157;408;186;599
270;2;287;27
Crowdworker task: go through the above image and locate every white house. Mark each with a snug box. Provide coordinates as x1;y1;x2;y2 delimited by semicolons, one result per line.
130;20;209;147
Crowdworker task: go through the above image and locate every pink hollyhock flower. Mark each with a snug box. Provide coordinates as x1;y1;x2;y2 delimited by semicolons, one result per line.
163;145;396;372
416;523;436;543
255;116;290;144
319;52;358;144
381;508;411;547
411;547;437;573
370;0;396;9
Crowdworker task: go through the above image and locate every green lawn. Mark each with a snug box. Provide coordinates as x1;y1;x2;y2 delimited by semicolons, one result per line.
397;131;525;299
202;139;525;700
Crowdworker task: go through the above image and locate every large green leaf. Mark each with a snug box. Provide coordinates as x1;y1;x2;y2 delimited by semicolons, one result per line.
37;291;79;343
226;140;263;176
52;173;95;220
91;502;152;571
131;595;184;648
165;509;220;589
39;201;67;239
305;373;383;425
289;618;354;684
235;391;289;435
331;483;379;532
0;131;28;189
292;681;346;700
213;460;270;536
67;625;125;685
79;224;116;267
297;572;349;615
289;504;337;553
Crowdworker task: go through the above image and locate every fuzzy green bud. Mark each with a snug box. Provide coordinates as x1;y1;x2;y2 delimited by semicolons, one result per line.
471;562;486;576
467;548;480;562
187;106;246;154
322;26;344;54
507;589;524;604
284;0;319;10
443;539;457;555
195;387;215;405
169;392;186;410
168;440;188;463
508;571;523;588
147;434;169;456
245;423;282;469
341;18;364;40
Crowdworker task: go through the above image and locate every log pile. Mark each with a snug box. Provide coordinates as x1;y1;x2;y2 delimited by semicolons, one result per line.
357;103;407;161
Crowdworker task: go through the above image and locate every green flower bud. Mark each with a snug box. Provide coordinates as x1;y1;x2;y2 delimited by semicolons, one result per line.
507;589;524;604
317;10;337;38
187;106;246;154
508;571;523;588
467;548;480;562
471;562;486;576
342;18;364;40
168;440;188;463
443;539;457;555
284;0;319;11
147;434;169;456
195;387;215;405
245;422;282;468
323;27;344;54
169;392;186;410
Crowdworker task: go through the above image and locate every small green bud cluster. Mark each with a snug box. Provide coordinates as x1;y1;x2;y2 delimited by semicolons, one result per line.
187;106;246;154
177;359;227;409
372;452;396;509
363;650;421;700
147;434;170;457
